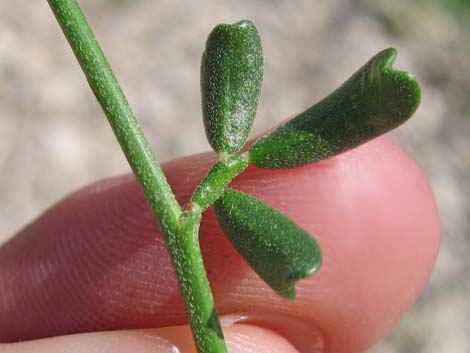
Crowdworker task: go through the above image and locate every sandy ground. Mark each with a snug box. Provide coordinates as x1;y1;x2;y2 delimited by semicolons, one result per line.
0;1;468;352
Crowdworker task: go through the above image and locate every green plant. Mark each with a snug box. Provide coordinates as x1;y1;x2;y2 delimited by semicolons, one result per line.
47;1;421;352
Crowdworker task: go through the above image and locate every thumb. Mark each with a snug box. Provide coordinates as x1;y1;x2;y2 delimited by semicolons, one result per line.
0;136;439;353
1;323;300;353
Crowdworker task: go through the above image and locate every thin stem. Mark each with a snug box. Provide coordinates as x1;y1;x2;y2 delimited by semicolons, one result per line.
47;1;227;352
191;153;249;211
170;212;227;352
47;0;181;229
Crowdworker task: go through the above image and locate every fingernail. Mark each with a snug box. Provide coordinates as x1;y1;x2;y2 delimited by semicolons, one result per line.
219;312;324;353
219;313;249;327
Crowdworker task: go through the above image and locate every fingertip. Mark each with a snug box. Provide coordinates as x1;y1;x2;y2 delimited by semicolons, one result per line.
221;136;440;352
156;324;302;353
0;136;440;353
1;324;301;353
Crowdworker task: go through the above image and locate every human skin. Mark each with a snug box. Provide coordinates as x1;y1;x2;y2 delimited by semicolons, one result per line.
0;136;439;353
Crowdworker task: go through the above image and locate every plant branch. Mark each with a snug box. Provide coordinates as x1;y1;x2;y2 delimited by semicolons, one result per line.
47;1;227;352
171;212;227;352
47;0;181;229
191;153;249;211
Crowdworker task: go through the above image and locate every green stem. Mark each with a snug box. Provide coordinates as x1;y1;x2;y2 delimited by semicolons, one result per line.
170;212;227;352
47;1;227;352
47;0;181;228
191;153;249;211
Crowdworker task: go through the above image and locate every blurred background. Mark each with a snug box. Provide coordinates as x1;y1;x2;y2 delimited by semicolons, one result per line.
0;0;468;352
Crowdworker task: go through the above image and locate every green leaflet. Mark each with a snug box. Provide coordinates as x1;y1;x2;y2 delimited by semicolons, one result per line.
249;48;421;169
214;189;322;299
201;20;263;154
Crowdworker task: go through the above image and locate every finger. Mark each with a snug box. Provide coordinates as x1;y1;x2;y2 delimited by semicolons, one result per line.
0;137;439;353
1;323;300;353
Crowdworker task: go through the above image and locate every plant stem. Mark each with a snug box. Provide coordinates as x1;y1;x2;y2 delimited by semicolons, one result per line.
47;0;181;228
171;211;227;352
191;153;249;211
47;1;227;352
